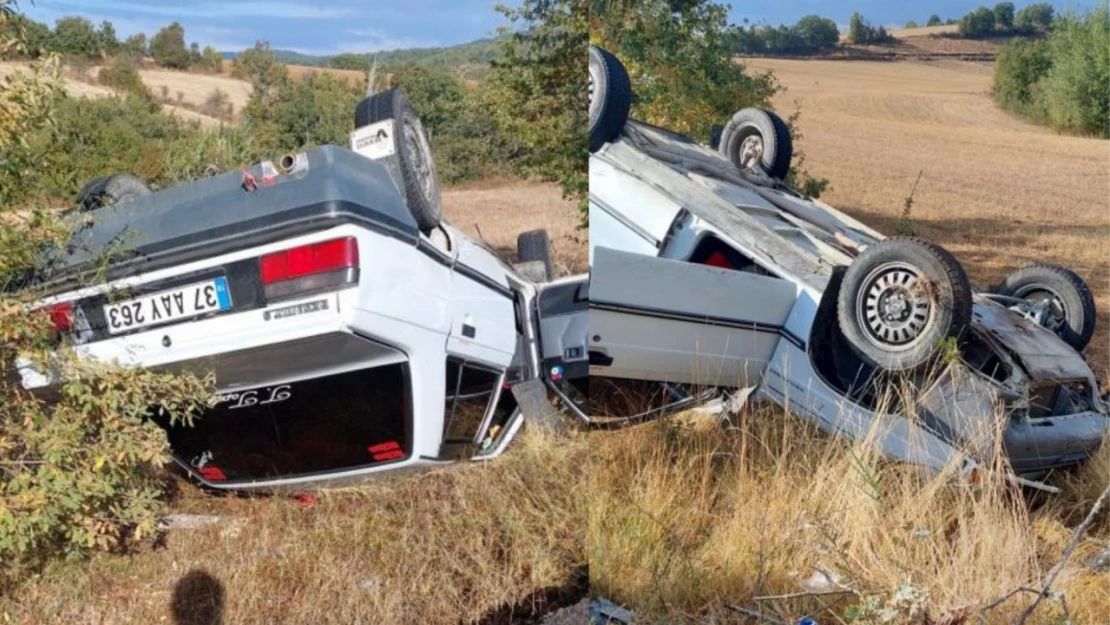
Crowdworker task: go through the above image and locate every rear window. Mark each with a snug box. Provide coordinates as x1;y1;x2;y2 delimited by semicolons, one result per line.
155;364;411;484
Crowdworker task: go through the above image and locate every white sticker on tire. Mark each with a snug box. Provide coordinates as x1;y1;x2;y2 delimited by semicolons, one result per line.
350;120;396;161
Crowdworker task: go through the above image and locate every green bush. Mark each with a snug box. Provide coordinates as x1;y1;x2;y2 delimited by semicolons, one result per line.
1035;6;1110;136
96;55;151;99
0;7;213;587
993;39;1051;114
927;14;943;27
993;5;1109;137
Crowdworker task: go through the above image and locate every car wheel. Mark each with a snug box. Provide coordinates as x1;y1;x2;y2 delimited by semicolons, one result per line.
589;45;631;153
718;108;793;180
354;88;443;232
76;173;151;211
997;263;1096;351
517;229;554;281
837;237;972;373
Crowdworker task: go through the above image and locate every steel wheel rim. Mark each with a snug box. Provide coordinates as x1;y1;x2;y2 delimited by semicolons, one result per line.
1013;285;1067;332
856;261;934;351
402;114;435;199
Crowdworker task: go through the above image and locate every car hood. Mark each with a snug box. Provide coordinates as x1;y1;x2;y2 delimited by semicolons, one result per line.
972;295;1095;383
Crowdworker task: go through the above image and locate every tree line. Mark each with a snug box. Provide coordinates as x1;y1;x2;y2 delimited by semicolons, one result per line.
0;14;223;72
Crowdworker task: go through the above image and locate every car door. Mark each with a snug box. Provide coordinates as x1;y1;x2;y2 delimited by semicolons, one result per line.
534;276;589;419
589;246;798;389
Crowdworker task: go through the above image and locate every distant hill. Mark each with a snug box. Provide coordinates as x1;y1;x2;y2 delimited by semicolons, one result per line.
221;38;499;80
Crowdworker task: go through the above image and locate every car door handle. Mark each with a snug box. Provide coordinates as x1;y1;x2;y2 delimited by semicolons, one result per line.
589;350;613;367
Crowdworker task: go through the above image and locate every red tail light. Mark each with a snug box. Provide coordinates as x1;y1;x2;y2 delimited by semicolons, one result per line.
261;237;359;285
45;302;74;334
260;237;359;300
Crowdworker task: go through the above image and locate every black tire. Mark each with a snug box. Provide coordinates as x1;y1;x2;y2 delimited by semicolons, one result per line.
997;263;1096;351
718;108;793;180
76;173;151;211
838;237;972;373
589;45;631;153
517;230;553;281
354;89;442;232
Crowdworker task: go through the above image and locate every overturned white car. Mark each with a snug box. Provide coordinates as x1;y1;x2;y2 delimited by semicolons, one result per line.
587;46;1107;480
23;88;588;491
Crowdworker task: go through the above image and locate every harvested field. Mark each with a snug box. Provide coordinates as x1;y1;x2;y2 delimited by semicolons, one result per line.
443;181;587;276
745;57;1110;380
0;60;111;98
132;68;253;111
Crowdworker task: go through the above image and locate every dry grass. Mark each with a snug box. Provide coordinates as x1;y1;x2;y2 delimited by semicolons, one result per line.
745;58;1110;380
4;427;587;624
589;407;1110;624
443;181;588;276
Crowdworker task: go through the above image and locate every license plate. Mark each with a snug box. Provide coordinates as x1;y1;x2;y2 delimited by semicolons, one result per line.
104;277;232;335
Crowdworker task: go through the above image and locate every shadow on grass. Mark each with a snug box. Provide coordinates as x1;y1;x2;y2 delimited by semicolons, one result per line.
472;564;588;625
171;569;224;625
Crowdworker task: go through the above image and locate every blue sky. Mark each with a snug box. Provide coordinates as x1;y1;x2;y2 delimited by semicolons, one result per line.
732;0;1097;29
19;0;516;55
17;1;1098;55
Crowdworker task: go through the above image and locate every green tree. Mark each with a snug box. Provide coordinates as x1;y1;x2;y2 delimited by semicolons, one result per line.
993;2;1015;31
847;12;892;44
792;14;839;49
97;20;118;55
959;7;996;38
232;41;287;95
150;21;189;69
592;0;777;140
122;32;146;57
905;20;919;29
1015;2;1055;32
50;15;100;58
848;12;865;42
926;14;943;27
489;0;587;215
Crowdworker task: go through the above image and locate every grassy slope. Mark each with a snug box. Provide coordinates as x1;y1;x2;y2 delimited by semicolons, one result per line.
590;409;1109;624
